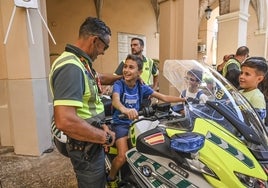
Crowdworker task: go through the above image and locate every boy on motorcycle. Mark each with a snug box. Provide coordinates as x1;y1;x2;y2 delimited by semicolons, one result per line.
106;54;185;187
239;57;268;121
175;69;208;114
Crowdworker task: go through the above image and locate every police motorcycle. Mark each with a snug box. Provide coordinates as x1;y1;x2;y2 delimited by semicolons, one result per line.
54;59;268;187
114;59;268;188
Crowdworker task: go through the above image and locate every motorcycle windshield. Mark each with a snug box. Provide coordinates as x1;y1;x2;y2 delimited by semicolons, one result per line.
163;60;268;158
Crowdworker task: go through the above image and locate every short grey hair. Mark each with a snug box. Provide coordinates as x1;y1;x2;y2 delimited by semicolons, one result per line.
79;17;111;39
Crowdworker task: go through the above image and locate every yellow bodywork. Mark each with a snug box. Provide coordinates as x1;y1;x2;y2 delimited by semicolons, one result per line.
166;118;267;188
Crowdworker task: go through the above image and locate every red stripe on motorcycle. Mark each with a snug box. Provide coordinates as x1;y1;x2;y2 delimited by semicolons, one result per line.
144;132;165;145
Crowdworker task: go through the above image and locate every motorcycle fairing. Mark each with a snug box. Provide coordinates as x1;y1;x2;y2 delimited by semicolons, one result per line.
129;119;160;147
206;131;254;168
126;148;200;188
136;128;172;154
166;117;267;187
206;100;261;144
136;127;192;167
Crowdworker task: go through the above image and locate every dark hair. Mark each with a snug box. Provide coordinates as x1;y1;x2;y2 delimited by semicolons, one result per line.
125;54;143;71
131;37;144;47
258;59;268;100
79;17;111;39
187;69;203;83
241;57;268;76
223;54;235;61
236;46;249;56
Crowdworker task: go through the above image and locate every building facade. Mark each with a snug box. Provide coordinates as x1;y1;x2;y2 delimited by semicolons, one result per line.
0;0;267;155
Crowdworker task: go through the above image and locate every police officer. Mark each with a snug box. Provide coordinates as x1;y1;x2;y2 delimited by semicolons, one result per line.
49;17;121;188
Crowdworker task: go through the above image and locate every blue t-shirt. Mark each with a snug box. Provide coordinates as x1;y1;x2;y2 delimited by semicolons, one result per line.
112;79;153;125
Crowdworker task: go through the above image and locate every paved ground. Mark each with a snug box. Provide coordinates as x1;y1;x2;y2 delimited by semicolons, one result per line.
0;146;77;188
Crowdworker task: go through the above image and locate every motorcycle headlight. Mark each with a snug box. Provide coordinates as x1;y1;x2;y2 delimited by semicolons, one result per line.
234;171;267;188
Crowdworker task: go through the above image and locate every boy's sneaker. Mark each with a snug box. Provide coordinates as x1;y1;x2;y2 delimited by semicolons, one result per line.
106;177;119;188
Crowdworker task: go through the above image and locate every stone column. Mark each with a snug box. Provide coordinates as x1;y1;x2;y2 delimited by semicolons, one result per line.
216;0;250;64
158;0;199;95
0;0;52;155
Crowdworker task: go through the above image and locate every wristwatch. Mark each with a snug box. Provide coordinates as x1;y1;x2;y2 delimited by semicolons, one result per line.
105;133;113;145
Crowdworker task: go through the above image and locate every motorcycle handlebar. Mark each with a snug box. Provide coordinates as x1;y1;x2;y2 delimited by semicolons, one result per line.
118;103;172;120
118;108;152;119
105;106;154;122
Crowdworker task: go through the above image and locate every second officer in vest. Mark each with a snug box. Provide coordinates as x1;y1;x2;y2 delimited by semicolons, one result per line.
114;37;159;91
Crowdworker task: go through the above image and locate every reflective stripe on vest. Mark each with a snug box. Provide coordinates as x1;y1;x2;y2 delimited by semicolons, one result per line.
49;51;104;119
141;57;154;85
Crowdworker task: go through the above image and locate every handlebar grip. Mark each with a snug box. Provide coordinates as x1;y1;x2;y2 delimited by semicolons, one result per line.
118;110;144;119
118;113;127;119
117;104;170;119
138;110;144;116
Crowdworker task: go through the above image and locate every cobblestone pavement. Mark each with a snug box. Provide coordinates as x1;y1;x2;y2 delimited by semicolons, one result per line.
0;147;77;188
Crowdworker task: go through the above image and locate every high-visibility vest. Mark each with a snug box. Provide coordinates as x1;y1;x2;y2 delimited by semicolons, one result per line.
222;58;241;77
140;57;155;86
49;51;104;120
